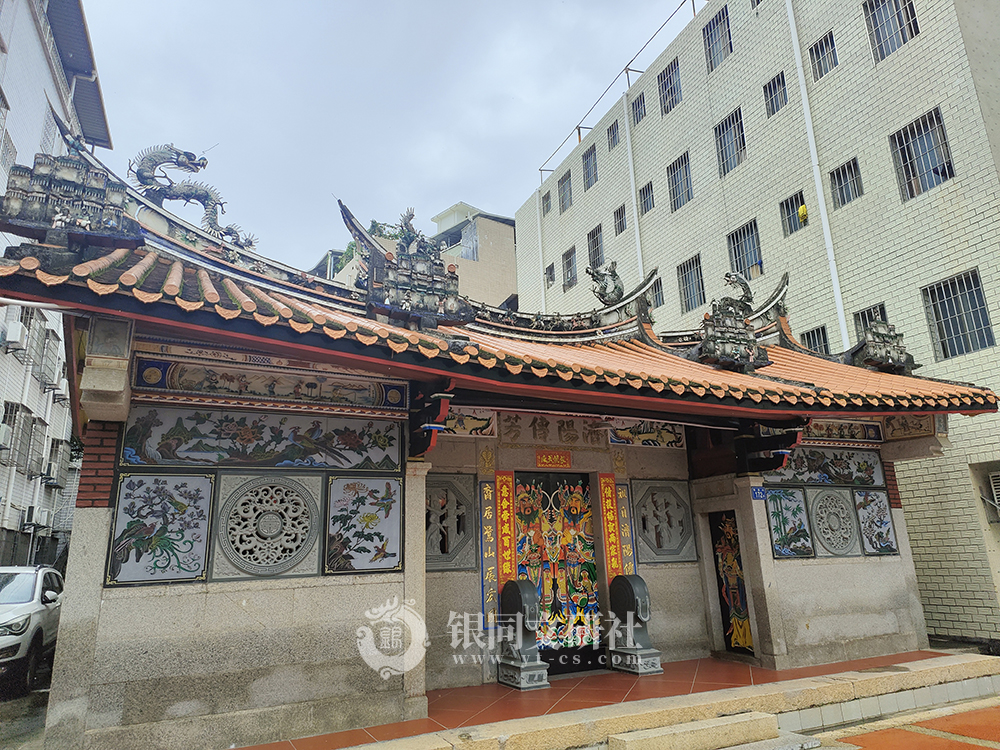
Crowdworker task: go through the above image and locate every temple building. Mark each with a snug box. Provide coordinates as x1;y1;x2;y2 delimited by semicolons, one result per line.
0;132;997;749
514;0;1000;647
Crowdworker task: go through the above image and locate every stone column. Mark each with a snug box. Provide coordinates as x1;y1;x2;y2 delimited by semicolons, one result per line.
403;460;431;720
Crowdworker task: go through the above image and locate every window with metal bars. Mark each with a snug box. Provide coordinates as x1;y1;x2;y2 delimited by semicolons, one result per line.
587;225;604;269
779;191;806;236
801;326;831;354
545;263;555;288
657;58;682;116
562;247;578;291
763;72;787;117
558;171;573;213
703;6;733;73
854;303;888;341
714;108;746;177
864;0;918;62
541;191;551;216
666;152;693;212
830;158;864;208
727;219;763;279
638;181;655;215
40;330;61;388
922;270;994;360
582;145;598;190
677;255;706;313
613;204;627;236
12;406;33;470
0;402;17;466
809;31;839;81
890;108;953;201
28;418;47;478
631;92;647;126
651;278;665;309
608;120;620;150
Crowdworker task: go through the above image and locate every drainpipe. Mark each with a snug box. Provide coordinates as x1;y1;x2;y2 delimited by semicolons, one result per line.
621;96;645;279
784;0;850;348
535;190;547;314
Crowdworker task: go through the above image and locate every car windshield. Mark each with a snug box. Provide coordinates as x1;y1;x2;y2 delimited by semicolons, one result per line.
0;573;36;604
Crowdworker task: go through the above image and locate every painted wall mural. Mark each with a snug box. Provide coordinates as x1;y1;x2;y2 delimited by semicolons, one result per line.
133;355;407;413
608;419;685;448
122;405;401;471
514;473;600;650
709;510;753;656
765;488;814;558
883;414;935;441
855;490;899;555
443;407;496;436
763;447;884;486
326;477;403;573
799;419;883;443
105;474;213;585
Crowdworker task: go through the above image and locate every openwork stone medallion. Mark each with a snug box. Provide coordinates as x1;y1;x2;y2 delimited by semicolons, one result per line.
808;489;859;556
219;477;320;576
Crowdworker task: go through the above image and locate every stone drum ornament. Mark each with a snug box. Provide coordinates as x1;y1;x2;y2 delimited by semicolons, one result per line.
219;477;320;575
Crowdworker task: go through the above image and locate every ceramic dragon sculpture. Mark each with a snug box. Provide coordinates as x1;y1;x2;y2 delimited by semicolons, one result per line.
129;144;256;250
722;271;753;316
586;260;625;306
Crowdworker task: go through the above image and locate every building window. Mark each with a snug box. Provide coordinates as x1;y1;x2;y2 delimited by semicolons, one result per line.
0;88;9;135
541;191;551;216
544;263;555;289
587;225;604;269
779;191;806;237
763;72;787;117
809;31;839;81
657;58;682;116
666;152;693;212
830;158;863;208
608;120;620;150
613;204;627;236
582;144;598;190
558;171;573;213
801;326;831;354
714;108;746;177
651;278;665;308
12;406;33;471
727;219;763;279
864;0;918;62
703;6;733;73
562;247;578;291
638;181;655;215
854;303;888;340
922;270;994;360
40;109;57;154
677;255;706;313
631;92;646;126
890;108;953;201
0;402;17;467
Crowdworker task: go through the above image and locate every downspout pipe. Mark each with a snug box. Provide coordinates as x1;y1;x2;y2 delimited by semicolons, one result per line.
784;0;851;349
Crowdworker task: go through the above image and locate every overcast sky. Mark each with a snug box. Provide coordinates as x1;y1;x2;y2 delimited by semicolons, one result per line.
83;0;705;271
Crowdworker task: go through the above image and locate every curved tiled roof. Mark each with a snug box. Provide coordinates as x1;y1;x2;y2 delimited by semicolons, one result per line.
1;238;994;419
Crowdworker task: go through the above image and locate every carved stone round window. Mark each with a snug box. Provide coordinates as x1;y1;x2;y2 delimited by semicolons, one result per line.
809;490;858;555
219;477;319;576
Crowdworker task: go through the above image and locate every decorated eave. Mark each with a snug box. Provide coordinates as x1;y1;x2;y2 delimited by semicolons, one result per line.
0;143;995;427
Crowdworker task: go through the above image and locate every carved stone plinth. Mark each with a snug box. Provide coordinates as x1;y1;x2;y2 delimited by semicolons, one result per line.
497;649;549;690
608;646;662;676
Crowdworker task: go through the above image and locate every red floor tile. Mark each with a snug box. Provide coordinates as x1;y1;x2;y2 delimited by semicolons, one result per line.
290;728;376;750
623;680;693;701
365;718;445;741
234;742;295;750
916;706;1000;742
691;681;747;693
428;707;492;729
567;685;635;702
461;702;550;725
841;728;982;749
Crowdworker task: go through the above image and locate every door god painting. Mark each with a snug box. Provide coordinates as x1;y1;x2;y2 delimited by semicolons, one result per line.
709;510;754;655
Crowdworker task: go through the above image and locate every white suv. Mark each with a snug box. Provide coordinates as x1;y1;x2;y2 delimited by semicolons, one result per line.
0;565;63;695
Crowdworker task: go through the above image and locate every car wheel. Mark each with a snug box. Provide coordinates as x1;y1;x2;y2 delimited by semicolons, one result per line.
16;640;40;696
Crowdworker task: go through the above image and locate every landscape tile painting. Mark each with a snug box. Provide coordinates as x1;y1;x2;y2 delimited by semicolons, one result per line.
122;405;401;471
765;488;814;558
326;477;403;573
105;474;213;585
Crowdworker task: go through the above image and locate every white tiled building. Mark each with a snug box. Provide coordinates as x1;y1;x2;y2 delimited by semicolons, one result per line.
0;0;110;565
515;0;1000;644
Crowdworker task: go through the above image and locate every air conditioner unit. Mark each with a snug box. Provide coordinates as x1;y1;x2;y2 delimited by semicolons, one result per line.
4;321;27;353
52;378;69;403
36;509;51;527
0;423;12;450
23;505;35;524
42;461;56;483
